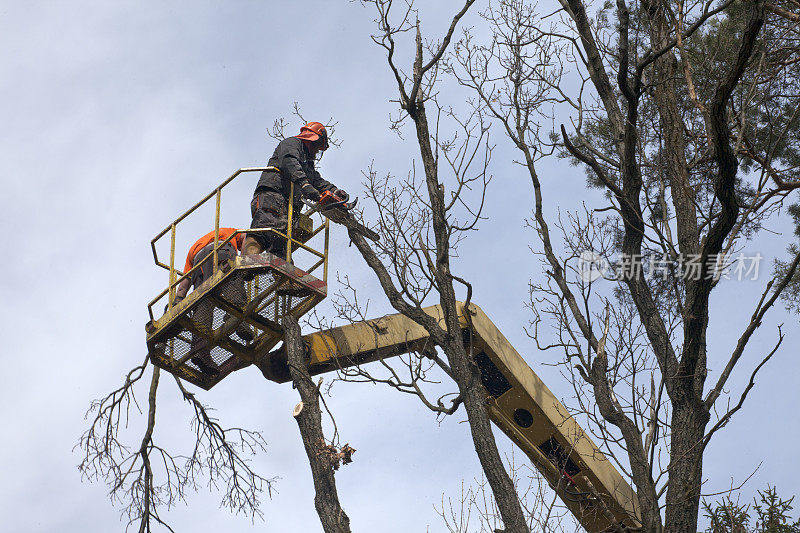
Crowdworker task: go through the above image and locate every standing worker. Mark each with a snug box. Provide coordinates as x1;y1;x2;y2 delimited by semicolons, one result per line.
242;121;349;257
172;228;252;375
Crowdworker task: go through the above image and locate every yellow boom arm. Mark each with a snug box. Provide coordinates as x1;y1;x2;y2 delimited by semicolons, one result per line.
257;303;641;532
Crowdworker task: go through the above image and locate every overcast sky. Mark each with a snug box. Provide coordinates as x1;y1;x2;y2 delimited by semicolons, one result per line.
1;2;798;532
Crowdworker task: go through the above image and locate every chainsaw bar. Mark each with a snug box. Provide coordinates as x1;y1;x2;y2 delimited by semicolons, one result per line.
323;196;357;212
302;198;380;241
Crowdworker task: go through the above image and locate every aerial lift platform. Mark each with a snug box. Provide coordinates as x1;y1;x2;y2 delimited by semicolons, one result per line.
145;168;641;532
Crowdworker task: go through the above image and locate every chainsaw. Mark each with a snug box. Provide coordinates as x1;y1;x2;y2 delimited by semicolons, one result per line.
319;189;358;211
302;190;380;241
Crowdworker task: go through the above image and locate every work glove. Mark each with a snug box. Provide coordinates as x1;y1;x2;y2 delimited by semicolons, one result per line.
300;182;321;202
333;188;349;203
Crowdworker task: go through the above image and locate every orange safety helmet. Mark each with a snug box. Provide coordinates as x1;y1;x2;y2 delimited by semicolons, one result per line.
296;121;329;150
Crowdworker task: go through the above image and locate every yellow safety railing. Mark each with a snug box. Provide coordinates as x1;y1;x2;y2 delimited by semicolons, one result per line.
147;167;330;322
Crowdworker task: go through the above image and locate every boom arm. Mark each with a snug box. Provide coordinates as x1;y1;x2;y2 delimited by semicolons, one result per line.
257;303;641;532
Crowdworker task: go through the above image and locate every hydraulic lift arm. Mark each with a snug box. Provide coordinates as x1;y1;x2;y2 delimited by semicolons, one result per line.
257;303;641;532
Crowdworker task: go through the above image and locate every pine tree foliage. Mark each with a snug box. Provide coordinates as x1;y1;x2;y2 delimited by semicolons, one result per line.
704;487;800;532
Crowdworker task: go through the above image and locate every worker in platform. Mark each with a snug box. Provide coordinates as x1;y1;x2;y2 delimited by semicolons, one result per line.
174;228;244;303
173;228;252;375
241;121;348;257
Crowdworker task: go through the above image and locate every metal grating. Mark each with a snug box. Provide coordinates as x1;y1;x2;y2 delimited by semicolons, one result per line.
147;253;326;390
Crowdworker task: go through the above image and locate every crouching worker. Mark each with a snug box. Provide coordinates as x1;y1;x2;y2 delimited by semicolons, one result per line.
242;121;348;257
171;228;253;375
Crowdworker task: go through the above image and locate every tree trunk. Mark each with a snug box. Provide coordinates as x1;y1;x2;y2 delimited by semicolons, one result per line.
408;92;529;532
446;338;531;533
284;316;351;533
664;403;707;533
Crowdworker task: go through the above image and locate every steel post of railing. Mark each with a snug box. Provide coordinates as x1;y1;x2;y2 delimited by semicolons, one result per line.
323;218;330;283
213;188;221;275
168;224;177;311
286;182;294;262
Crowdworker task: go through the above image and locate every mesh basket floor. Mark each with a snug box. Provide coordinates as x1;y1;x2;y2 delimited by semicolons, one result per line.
147;255;325;389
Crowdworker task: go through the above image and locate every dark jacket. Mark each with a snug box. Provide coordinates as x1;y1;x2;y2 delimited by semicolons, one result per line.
255;137;335;203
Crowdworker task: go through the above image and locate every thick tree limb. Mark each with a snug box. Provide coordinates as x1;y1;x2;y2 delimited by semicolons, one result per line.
681;0;766;391
560;0;625;141
285;316;352;533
